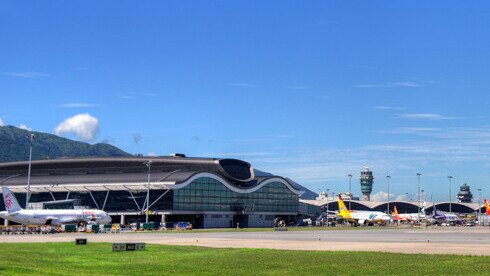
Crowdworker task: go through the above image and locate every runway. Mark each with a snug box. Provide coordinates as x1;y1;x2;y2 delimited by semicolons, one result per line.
1;227;490;255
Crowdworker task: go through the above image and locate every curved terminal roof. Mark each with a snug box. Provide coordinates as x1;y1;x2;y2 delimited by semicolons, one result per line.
0;156;301;195
306;199;483;212
0;156;254;183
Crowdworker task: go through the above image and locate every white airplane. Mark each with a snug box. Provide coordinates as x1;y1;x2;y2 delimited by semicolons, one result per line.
392;204;427;222
337;195;390;226
431;205;462;226
0;186;111;226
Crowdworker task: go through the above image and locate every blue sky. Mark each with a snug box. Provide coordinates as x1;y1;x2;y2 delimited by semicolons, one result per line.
1;1;490;201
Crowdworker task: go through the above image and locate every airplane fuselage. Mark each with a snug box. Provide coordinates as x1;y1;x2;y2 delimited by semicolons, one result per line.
0;209;111;226
394;213;426;221
347;210;391;225
432;212;460;224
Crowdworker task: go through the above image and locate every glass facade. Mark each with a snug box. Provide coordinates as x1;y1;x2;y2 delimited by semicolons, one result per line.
27;190;174;212
3;177;298;214
173;177;299;213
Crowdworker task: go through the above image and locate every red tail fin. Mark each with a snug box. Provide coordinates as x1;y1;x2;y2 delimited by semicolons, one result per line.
484;199;490;215
392;205;400;220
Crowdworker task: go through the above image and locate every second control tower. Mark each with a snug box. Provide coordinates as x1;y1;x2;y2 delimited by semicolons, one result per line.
360;167;374;201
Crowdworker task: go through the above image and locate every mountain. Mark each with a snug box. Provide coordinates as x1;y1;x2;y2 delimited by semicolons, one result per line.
0;125;130;163
0;126;319;200
254;169;318;200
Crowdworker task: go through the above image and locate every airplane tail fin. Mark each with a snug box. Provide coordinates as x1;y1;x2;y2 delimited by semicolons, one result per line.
432;204;438;216
484;199;490;215
392;205;399;215
2;186;22;213
421;202;427;213
337;194;352;219
392;205;401;220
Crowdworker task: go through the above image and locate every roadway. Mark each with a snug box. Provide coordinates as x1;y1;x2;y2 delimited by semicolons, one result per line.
1;227;490;255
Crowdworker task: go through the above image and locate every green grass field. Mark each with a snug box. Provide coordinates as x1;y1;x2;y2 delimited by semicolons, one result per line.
0;243;489;275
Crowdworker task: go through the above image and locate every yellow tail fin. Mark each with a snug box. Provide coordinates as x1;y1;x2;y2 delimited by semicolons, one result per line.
337;195;352;219
392;205;399;215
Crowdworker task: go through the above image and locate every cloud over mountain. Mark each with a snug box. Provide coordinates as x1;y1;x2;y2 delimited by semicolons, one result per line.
54;113;99;141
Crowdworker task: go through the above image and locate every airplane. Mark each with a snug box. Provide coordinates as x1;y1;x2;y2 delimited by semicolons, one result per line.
0;186;111;226
337;194;390;226
431;204;462;226
392;204;427;222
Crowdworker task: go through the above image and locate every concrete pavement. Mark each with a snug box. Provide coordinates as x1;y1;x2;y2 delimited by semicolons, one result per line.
1;227;490;255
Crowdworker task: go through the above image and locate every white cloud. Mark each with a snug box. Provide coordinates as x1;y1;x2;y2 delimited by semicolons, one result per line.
54;113;99;141
371;191;389;202
18;124;32;131
201;152;272;158
0;117;4;126
355;191;412;202
120;93;159;100
356;81;421;88
392;82;421;87
399;113;457;120
232;124;490;201
247;127;490;184
394;194;412;201
391;127;442;133
59;103;100;108
148;152;157;157
2;72;48;78
373;106;408;111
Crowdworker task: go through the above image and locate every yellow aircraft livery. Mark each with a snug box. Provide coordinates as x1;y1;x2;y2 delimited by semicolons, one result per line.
337;194;390;226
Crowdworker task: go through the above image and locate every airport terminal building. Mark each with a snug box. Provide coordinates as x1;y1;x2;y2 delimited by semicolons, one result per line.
0;156;303;228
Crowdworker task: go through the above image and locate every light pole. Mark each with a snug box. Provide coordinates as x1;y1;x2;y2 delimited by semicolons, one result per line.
348;174;353;211
417;173;421;224
386;175;391;215
144;160;152;224
478;188;482;226
448;176;453;213
421;189;425;202
25;133;34;209
326;189;330;226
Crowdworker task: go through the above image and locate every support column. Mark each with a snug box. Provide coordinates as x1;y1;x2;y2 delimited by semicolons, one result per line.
120;214;125;225
161;214;166;229
4;219;9;226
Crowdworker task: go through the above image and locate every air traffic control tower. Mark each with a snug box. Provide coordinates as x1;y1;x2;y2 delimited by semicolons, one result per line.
359;167;374;201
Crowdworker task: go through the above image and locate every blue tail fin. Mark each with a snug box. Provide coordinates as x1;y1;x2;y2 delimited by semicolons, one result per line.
432;204;438;216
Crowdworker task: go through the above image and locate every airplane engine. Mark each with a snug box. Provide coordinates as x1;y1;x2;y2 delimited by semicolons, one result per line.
358;219;366;225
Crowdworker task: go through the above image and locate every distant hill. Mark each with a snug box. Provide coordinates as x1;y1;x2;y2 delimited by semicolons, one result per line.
254;169;318;200
0;126;319;200
0;125;130;163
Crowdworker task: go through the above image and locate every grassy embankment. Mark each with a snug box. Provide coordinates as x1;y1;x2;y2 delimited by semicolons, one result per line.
0;243;489;275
